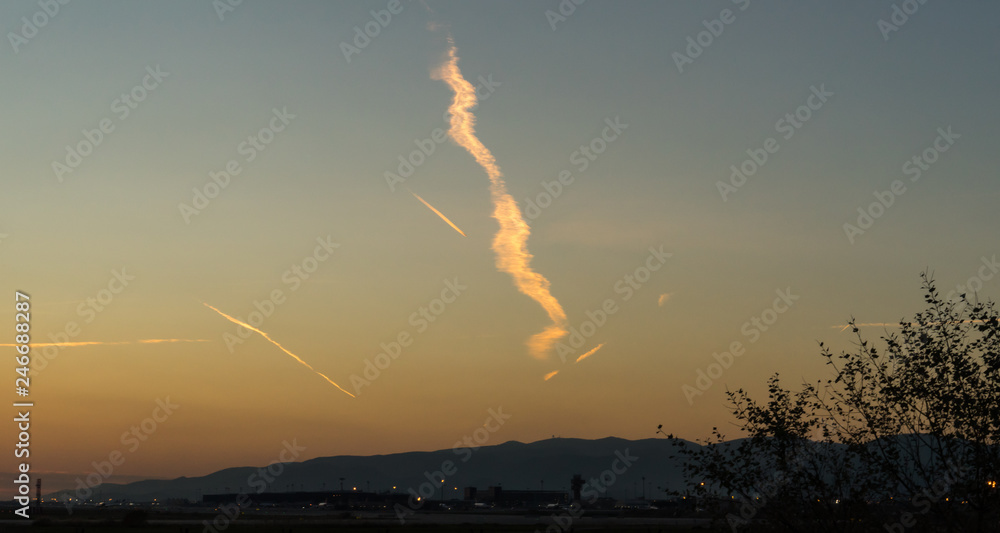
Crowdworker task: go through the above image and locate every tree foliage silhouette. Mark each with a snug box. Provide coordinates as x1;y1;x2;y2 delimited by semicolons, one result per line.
665;273;999;532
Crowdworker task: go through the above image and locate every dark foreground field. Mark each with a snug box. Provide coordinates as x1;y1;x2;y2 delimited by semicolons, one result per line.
0;509;721;533
1;520;722;533
0;526;722;533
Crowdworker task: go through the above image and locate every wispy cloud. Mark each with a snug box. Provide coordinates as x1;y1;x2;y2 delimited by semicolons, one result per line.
436;37;568;360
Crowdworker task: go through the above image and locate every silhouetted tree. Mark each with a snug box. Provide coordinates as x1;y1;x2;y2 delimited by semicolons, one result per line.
665;273;1000;532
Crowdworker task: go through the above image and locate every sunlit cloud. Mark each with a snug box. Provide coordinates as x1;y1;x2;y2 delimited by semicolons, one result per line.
436;37;567;359
203;303;355;398
543;370;559;381
409;189;467;236
657;293;672;306
574;343;605;364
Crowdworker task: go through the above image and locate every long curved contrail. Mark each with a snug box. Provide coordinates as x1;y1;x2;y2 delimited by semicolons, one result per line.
204;303;355;398
435;39;568;359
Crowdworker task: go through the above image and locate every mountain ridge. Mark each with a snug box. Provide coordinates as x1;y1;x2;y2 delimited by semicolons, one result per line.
51;436;690;502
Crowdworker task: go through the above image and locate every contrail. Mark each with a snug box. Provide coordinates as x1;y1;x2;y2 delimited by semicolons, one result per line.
575;343;605;364
409;190;467;236
832;319;987;332
203;303;355;398
0;339;209;347
540;343;606;382
137;338;208;344
435;38;567;359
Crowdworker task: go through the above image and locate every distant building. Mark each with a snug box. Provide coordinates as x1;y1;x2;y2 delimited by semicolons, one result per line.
463;486;568;507
202;490;407;508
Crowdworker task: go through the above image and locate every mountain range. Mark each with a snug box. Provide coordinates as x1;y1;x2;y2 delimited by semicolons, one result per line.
50;437;690;503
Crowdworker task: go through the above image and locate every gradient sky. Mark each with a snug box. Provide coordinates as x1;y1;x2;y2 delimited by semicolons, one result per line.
2;0;999;496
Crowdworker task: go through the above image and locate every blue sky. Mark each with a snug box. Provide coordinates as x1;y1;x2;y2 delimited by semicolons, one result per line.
1;0;998;492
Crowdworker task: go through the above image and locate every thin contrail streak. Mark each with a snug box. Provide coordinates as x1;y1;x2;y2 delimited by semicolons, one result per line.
575;343;605;364
138;338;208;344
0;339;210;347
831;319;988;332
203;303;355;398
435;38;568;359
543;370;559;381
410;190;467;236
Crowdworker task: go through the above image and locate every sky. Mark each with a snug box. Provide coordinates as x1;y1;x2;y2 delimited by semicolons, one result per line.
1;0;999;497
